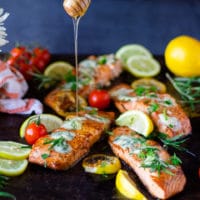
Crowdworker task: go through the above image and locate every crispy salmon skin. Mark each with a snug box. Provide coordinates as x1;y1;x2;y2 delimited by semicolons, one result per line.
29;111;114;170
109;126;186;199
109;83;192;138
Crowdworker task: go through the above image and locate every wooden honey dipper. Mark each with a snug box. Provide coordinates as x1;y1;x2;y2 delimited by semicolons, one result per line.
63;0;91;18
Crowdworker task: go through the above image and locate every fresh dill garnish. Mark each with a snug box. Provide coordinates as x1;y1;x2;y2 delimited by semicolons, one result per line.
41;153;50;159
97;56;107;65
148;103;159;113
170;153;182;166
105;131;113;136
135;86;157;96
113;134;181;175
0;175;16;199
44;137;66;150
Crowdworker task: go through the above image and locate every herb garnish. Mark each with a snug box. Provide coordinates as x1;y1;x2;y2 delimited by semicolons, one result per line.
0;175;16;200
148;103;159;113
113;134;181;175
166;73;200;110
156;132;188;151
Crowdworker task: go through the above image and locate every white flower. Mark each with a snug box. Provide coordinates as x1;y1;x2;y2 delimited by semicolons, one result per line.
0;8;9;51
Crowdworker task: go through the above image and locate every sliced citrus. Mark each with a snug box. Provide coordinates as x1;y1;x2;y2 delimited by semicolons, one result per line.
0;158;28;176
131;78;166;93
82;154;121;174
126;55;161;77
115;110;154;137
0;141;31;160
44;61;73;79
116;169;147;200
116;44;152;65
20;114;63;138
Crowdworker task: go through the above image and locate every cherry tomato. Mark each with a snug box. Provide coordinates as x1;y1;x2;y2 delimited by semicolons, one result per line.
10;46;26;58
88;89;111;110
25;122;48;145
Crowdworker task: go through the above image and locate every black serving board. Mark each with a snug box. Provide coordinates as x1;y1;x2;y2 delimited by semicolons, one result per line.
0;55;199;200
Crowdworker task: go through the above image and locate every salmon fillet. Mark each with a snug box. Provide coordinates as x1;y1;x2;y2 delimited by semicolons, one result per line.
109;84;192;138
109;126;186;199
29;111;115;170
44;55;122;115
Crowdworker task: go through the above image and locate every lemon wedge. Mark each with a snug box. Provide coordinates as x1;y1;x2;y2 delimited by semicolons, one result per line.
116;169;147;200
0;158;28;176
0;141;30;160
126;55;161;77
19;114;63;138
44;61;73;79
116;44;152;65
116;110;154;137
82;154;121;174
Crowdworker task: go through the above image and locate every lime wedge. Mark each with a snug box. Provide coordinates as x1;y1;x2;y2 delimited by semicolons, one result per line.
116;44;152;65
20;114;63;138
116;169;147;200
0;141;31;160
82;154;121;174
44;61;73;79
116;110;154;137
126;55;161;77
0;158;28;176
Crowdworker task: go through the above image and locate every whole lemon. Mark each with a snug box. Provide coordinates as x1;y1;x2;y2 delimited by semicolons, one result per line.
164;35;200;77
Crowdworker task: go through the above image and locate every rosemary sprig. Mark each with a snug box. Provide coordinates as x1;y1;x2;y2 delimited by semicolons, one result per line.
0;175;16;200
156;132;188;151
166;73;200;110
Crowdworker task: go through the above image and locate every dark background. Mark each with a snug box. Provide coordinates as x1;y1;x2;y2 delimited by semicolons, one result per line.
1;0;200;55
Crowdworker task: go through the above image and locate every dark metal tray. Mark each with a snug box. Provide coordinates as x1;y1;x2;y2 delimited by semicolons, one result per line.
0;55;199;200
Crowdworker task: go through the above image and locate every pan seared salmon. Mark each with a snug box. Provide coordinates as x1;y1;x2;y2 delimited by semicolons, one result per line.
44;54;122;116
109;84;191;138
29;111;115;170
109;126;186;199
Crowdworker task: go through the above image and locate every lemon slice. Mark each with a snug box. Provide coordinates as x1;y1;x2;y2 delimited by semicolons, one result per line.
131;78;167;93
44;61;73;79
116;44;152;65
126;55;161;77
82;154;121;174
20;114;63;138
0;141;31;160
116;169;147;200
116;110;154;137
0;158;28;176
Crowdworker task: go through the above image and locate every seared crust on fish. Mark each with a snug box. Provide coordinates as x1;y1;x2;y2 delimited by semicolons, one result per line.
109;83;192;138
29;111;115;170
109;126;187;199
44;55;122;116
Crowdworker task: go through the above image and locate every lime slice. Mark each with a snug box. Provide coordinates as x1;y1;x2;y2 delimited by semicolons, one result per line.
116;110;154;137
116;169;147;200
82;154;121;174
0;141;31;160
126;55;161;77
20;114;63;138
0;158;28;176
44;61;73;79
116;44;152;65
